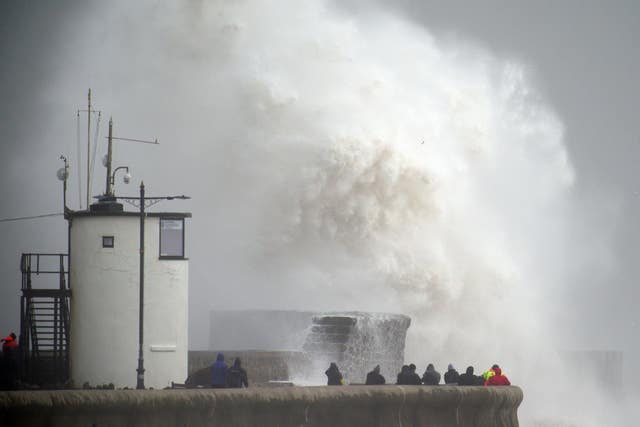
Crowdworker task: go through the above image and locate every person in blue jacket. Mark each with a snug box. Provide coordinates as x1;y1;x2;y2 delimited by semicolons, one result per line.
211;353;228;388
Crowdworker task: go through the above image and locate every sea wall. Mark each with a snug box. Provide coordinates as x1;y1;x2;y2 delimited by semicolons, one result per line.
0;386;522;427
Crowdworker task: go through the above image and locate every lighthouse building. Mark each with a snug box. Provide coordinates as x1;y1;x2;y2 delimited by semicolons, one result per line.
17;108;191;389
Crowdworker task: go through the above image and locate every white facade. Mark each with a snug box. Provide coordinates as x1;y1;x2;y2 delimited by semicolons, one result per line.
69;212;189;389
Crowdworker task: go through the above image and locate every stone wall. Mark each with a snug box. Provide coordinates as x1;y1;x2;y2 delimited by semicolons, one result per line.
0;386;522;427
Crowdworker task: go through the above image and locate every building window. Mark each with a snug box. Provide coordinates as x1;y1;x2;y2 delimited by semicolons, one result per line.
160;218;184;259
102;236;114;248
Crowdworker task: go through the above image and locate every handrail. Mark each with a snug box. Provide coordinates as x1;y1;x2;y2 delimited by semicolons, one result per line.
20;254;68;276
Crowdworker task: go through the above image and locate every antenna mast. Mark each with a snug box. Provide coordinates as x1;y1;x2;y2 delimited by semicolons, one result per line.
87;89;91;208
77;89;101;209
102;118;158;197
106;118;113;195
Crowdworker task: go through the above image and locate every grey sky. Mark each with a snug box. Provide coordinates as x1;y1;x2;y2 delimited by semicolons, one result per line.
1;0;639;377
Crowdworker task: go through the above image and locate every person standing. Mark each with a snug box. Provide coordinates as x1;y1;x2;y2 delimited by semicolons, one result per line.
1;333;19;390
211;353;228;388
407;364;422;385
486;366;511;386
482;364;500;385
422;363;441;385
365;365;386;385
226;358;249;388
396;365;409;384
325;362;344;385
458;366;481;386
444;364;460;384
1;333;17;354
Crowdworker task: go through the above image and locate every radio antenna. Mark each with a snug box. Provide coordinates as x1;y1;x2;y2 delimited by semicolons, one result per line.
77;89;102;209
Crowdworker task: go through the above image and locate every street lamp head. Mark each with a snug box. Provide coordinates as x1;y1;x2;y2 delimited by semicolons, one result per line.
109;166;131;195
57;167;69;181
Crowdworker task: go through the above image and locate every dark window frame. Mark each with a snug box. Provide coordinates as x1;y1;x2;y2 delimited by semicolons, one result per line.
159;217;185;259
102;235;114;248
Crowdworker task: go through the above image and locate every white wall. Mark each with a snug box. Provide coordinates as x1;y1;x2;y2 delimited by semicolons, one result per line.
69;214;188;389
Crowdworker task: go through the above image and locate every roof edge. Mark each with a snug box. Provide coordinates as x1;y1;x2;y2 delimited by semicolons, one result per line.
68;210;192;219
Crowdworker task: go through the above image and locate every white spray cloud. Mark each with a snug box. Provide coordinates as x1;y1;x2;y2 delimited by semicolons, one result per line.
43;0;621;424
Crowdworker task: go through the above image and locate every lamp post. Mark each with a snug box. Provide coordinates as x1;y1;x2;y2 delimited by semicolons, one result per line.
136;182;145;389
113;186;190;389
99;115;177;388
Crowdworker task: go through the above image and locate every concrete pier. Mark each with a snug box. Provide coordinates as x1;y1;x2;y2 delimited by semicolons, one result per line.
0;385;522;427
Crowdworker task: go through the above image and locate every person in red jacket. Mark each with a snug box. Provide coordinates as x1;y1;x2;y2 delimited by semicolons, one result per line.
1;333;19;390
1;333;18;354
486;366;511;386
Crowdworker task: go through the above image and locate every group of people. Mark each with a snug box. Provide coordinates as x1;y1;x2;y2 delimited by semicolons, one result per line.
327;362;511;386
397;363;511;386
391;363;510;386
210;352;510;388
210;353;249;388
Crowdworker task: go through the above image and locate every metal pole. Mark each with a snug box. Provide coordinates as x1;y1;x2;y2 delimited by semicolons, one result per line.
86;89;91;209
106;118;113;196
136;181;145;389
60;155;68;213
19;288;25;383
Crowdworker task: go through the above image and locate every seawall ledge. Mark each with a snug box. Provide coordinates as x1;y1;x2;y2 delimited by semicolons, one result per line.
0;385;523;427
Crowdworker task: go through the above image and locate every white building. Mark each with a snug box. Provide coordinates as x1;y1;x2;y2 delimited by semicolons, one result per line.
69;201;190;389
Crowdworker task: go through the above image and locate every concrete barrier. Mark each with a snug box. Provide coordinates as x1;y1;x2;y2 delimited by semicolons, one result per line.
0;385;522;427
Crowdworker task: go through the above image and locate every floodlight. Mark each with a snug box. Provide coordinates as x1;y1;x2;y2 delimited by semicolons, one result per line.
57;167;68;181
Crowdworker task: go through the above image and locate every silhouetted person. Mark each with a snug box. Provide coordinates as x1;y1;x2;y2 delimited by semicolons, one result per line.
458;366;481;386
407;364;422;385
1;333;17;354
486;366;511;386
226;358;249;388
211;353;228;388
325;362;344;385
365;365;386;385
396;365;409;384
444;363;459;384
1;333;19;390
422;363;441;385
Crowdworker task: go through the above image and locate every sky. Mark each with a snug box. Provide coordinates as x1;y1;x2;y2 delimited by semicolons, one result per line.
1;0;639;407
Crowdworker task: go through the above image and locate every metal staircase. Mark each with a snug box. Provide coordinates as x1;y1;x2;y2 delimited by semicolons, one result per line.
20;253;71;386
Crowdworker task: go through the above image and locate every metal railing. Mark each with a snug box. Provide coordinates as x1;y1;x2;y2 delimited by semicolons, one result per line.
20;253;71;386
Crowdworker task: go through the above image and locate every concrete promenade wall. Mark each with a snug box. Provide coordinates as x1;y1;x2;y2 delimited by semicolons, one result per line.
0;386;522;427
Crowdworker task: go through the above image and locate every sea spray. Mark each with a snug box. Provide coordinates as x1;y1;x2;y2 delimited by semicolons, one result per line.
45;0;611;423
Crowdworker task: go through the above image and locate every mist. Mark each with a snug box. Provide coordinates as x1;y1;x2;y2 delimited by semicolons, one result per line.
1;1;638;425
